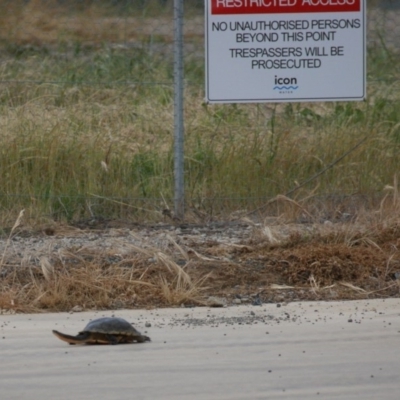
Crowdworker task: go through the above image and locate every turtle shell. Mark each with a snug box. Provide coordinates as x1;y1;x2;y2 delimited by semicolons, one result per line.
52;316;150;345
82;317;142;336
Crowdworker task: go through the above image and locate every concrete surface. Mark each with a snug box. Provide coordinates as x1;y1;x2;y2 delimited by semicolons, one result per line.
1;299;400;399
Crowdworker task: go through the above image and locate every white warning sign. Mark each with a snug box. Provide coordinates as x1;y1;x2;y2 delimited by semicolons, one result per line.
205;0;366;103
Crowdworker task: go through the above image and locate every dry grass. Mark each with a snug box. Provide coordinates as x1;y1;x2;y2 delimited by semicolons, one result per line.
0;209;25;271
0;212;213;312
1;196;400;313
0;0;186;46
0;242;208;312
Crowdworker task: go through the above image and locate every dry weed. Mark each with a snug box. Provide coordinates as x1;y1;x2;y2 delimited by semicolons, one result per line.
1;198;400;312
0;209;25;273
0;234;212;312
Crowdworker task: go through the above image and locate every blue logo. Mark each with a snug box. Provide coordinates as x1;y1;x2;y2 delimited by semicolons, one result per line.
273;85;299;90
273;76;298;93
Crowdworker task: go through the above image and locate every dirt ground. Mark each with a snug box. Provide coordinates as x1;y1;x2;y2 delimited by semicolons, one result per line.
1;211;400;313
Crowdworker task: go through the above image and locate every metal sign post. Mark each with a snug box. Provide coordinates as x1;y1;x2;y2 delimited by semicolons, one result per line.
173;0;185;220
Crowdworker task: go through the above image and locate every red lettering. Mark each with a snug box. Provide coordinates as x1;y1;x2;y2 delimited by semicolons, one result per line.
211;0;360;14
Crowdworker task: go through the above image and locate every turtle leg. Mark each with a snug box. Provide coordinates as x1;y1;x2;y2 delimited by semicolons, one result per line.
52;330;91;345
104;334;118;345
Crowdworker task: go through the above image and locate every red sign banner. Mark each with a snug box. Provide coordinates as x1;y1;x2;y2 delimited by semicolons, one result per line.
211;0;361;15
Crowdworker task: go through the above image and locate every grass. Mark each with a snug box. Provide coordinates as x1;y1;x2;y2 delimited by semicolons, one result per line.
0;2;398;224
1;77;400;223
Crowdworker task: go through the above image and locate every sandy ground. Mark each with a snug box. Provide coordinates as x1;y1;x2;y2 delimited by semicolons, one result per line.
1;299;400;399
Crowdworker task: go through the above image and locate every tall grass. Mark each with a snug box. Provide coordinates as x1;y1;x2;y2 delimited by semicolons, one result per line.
0;0;399;224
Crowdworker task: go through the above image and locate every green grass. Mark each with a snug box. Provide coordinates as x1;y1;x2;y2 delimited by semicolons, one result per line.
0;1;399;224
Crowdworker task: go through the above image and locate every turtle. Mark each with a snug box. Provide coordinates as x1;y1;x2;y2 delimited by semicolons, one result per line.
52;317;151;345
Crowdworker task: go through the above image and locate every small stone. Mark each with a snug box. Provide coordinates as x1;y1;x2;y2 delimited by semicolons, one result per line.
206;296;227;307
145;322;151;328
252;297;262;306
233;299;242;305
70;305;83;313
